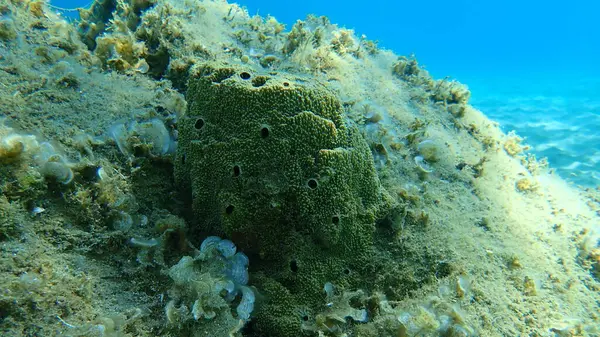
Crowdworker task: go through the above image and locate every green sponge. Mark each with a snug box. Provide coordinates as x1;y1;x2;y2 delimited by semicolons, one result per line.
175;62;391;335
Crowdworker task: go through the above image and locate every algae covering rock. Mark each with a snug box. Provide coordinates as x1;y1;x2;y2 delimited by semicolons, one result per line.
175;63;392;334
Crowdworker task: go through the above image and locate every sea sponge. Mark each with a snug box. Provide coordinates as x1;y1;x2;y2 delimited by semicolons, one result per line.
175;62;392;336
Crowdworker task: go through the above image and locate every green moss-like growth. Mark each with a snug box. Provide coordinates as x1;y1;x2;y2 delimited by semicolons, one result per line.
77;0;156;50
392;56;470;114
175;63;392;335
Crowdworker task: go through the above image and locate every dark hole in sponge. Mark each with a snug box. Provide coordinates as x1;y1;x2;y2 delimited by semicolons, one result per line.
194;118;205;130
302;315;309;322
132;145;146;157
290;259;298;273
283;82;290;87
332;215;340;225
307;178;318;189
181;154;186;165
80;165;101;182
225;205;235;215
240;72;251;80
343;268;351;275
260;126;270;138
233;165;241;177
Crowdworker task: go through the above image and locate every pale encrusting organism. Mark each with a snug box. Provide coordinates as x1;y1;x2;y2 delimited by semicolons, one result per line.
0;1;598;337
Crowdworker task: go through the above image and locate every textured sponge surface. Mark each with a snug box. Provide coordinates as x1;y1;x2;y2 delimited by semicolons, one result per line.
175;63;391;334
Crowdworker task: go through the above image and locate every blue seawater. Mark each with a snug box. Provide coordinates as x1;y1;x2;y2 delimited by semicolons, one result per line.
50;0;600;187
466;75;600;187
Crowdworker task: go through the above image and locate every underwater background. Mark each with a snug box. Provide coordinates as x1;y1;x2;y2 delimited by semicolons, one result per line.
2;0;599;335
51;0;600;187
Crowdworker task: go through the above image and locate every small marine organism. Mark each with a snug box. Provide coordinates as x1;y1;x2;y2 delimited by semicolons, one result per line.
108;118;174;158
35;142;74;184
415;155;433;173
0;134;30;162
417;139;441;162
0;120;39;163
165;236;254;335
